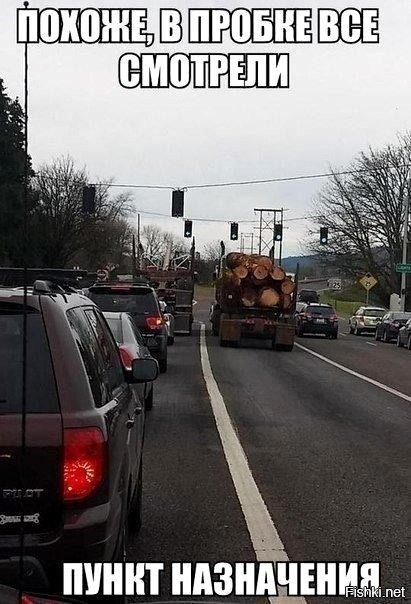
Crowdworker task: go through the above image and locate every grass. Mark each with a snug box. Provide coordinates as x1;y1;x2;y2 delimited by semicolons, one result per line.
320;291;359;317
320;283;380;317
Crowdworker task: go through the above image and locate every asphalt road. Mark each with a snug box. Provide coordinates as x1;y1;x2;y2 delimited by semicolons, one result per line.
128;289;410;603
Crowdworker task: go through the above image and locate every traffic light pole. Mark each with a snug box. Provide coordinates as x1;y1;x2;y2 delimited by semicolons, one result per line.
279;208;284;264
399;183;410;311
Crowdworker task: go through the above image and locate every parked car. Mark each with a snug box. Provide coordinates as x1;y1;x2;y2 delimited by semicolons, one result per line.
89;282;168;372
298;289;319;303
375;311;411;342
295;303;338;338
159;300;175;345
0;280;158;595
397;318;411;349
103;311;157;410
349;306;386;335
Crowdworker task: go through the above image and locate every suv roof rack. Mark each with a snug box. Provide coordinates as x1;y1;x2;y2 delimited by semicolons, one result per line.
0;267;88;288
91;277;151;287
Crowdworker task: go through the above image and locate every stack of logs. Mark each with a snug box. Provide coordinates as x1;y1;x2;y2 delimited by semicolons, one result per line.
217;252;296;310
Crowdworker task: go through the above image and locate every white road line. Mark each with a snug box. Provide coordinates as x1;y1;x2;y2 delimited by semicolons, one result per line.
366;342;377;347
295;343;411;403
199;324;306;604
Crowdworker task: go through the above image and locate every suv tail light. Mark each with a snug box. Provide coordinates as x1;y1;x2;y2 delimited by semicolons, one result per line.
63;427;105;501
330;314;339;322
146;315;164;330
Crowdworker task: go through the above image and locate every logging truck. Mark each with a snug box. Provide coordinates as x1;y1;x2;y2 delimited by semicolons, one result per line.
211;252;298;351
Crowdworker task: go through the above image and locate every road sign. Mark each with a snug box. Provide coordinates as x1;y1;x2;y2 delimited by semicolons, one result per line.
96;268;108;281
327;278;342;290
396;263;411;273
359;273;378;292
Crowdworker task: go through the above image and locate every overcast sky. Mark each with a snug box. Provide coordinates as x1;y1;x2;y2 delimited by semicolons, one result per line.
1;0;410;256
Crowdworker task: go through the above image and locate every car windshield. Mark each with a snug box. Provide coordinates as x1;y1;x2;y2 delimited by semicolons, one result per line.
306;306;334;316
363;308;385;316
0;307;59;413
89;289;158;315
104;316;123;342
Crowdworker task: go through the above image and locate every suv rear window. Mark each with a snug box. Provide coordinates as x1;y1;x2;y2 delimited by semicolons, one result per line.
89;288;159;315
0;306;59;413
363;309;385;317
306;305;334;316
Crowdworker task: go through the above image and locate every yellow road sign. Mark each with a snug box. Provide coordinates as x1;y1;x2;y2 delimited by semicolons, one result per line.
359;273;378;291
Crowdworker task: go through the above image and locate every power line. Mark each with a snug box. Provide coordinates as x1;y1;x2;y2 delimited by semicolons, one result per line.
93;163;410;192
135;207;312;224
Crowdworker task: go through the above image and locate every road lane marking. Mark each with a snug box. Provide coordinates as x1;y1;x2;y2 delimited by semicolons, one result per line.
366;342;377;347
199;324;306;604
295;343;411;403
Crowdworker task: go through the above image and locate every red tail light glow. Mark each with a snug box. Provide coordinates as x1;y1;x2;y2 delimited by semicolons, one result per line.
146;315;164;330
22;595;64;604
63;427;105;501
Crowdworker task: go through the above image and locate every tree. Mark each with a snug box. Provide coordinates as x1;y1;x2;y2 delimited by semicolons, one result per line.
139;224;186;264
309;133;411;305
33;156;133;268
0;78;35;264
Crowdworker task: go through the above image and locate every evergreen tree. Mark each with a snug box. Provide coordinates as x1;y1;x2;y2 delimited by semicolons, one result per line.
0;77;33;264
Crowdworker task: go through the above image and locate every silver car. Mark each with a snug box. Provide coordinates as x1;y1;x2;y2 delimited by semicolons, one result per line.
349;306;386;335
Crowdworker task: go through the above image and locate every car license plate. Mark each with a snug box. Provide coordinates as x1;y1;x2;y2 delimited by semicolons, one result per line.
316;318;325;324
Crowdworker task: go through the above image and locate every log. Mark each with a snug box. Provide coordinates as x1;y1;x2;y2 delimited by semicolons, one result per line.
232;264;249;279
281;278;296;295
259;287;281;307
251;264;269;281
270;265;286;281
249;254;273;272
282;293;292;310
225;252;248;270
241;287;258;307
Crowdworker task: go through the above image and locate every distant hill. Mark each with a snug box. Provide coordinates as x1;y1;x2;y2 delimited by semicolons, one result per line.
281;254;320;273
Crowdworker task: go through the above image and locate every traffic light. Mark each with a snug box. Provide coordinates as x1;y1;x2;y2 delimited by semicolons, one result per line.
184;220;193;238
320;227;329;245
82;185;96;215
172;190;184;217
274;223;283;241
230;222;239;241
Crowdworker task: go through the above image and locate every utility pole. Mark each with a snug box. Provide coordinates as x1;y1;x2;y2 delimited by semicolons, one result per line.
136;213;141;269
279;208;284;264
400;183;410;311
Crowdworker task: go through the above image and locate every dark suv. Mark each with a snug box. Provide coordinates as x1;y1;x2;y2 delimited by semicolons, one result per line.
296;303;338;338
89;282;168;373
0;280;158;595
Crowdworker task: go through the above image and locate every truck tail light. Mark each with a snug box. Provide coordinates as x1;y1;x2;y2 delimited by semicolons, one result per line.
63;427;105;502
146;315;164;330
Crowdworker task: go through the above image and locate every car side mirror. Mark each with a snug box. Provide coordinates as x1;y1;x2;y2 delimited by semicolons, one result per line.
131;357;159;383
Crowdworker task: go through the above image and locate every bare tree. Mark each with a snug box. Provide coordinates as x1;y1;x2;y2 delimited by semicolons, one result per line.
33;156;133;268
308;133;411;304
139;224;186;263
